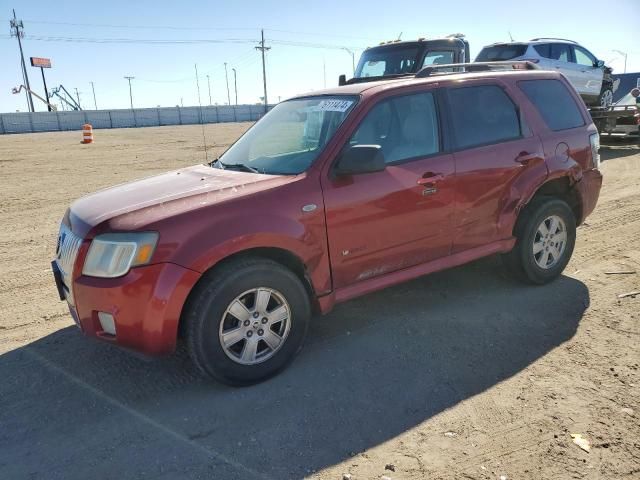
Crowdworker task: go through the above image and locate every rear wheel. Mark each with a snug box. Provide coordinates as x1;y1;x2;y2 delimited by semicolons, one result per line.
184;257;311;385
502;198;576;284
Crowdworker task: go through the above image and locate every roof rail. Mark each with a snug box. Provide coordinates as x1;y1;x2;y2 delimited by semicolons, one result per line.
530;37;578;43
415;61;540;78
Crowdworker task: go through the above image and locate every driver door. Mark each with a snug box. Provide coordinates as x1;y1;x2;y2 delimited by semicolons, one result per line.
321;89;455;288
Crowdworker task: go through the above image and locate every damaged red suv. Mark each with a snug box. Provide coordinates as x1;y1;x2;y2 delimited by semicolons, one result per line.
53;66;602;385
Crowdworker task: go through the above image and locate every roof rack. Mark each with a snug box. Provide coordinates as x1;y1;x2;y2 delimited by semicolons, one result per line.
415;61;539;78
530;37;577;43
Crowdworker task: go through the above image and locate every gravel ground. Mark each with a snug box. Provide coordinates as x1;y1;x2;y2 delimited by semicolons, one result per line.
0;125;638;479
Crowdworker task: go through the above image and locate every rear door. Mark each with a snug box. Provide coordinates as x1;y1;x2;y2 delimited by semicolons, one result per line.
321;89;456;288
445;81;545;252
550;43;583;94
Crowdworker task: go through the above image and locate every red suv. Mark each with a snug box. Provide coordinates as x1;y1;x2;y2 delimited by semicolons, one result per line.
52;67;602;385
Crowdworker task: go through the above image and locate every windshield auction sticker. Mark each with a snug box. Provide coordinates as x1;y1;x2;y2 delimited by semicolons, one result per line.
316;99;353;112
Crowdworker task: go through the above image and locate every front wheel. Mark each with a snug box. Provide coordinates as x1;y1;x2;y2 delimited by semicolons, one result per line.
502;198;576;284
599;87;613;108
184;257;311;385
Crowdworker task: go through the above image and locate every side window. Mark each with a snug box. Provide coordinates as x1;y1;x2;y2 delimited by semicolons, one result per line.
550;43;571;62
573;46;595;66
422;50;455;67
447;85;521;150
519;79;585;131
349;92;440;164
533;43;551;58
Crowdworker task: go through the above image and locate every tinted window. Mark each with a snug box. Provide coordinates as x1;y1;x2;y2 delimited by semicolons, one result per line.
349;92;439;164
476;44;527;61
573;46;595;66
533;43;551;58
448;85;521;149
550;43;571;62
422;50;455;67
519;79;585;131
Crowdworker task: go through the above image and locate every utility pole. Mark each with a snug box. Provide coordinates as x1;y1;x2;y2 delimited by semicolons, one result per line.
613;50;627;73
255;29;270;113
232;68;238;105
74;87;82;109
206;74;212;105
223;62;231;105
90;81;97;110
124;76;134;109
10;9;34;112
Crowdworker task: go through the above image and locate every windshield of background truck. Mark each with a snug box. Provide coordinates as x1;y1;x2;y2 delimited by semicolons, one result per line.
218;96;358;174
355;46;421;78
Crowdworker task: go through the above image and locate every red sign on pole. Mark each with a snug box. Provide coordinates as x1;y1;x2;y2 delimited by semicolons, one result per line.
30;57;52;68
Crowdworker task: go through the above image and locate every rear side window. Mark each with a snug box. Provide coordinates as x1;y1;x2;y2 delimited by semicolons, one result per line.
447;85;521;150
518;79;585;131
349;92;439;164
550;43;571;62
475;44;527;61
533;43;551;58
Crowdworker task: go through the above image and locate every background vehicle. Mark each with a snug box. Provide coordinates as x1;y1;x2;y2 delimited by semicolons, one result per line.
475;38;614;107
339;34;469;85
54;65;602;385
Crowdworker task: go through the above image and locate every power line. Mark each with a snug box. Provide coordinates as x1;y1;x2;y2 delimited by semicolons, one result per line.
23;19;259;31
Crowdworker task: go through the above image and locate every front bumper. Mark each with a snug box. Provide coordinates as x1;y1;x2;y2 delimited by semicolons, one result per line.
65;262;200;355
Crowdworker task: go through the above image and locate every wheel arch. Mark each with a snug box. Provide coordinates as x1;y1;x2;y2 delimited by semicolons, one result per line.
177;246;319;339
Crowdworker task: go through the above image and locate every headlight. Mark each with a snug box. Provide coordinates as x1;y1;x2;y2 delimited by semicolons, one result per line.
82;232;159;278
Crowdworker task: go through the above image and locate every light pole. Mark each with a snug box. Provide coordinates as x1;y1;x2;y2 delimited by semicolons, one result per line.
612;50;627;74
206;74;212;105
342;47;356;75
232;68;238;105
90;81;97;110
124;76;135;109
224;62;231;105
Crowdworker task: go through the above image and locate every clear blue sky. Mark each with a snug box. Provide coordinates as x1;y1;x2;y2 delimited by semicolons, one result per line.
2;0;639;112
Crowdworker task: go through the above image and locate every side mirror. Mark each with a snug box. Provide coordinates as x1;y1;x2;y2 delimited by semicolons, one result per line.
595;59;605;68
338;74;347;86
335;145;385;175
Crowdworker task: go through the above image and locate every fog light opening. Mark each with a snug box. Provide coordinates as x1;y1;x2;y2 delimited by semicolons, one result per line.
97;312;117;336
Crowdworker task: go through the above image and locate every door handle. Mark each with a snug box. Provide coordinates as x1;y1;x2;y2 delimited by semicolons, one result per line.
514;152;540;166
417;173;444;185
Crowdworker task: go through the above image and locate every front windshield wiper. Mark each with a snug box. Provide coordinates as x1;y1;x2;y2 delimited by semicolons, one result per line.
211;159;260;174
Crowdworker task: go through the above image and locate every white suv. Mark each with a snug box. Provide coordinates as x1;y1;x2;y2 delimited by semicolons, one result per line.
475;38;614;107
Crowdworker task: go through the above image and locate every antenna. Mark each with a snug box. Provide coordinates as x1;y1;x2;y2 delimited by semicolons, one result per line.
508;31;514;42
396;31;403;41
194;64;209;163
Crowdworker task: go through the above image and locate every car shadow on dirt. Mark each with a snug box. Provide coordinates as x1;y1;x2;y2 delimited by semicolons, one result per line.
600;137;639;162
0;256;589;480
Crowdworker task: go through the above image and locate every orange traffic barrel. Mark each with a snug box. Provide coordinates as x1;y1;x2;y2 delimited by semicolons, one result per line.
82;124;93;144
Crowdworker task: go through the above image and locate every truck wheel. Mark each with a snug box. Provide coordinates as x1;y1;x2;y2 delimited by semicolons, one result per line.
184;257;311;385
598;88;613;108
502;198;576;285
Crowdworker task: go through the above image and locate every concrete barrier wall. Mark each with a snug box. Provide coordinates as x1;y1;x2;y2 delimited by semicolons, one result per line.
0;104;272;134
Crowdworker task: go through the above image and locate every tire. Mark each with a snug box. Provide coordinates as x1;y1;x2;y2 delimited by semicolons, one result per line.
184;257;311;386
598;87;613;108
502;198;576;285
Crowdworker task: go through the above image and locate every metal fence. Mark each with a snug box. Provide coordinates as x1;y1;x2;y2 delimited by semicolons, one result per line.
0;104;272;135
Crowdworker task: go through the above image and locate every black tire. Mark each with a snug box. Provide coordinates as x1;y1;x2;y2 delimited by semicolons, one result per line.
184;257;311;386
502;198;576;285
598;87;613;108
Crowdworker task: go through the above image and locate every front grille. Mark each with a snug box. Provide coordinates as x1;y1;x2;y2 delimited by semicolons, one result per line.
55;223;83;304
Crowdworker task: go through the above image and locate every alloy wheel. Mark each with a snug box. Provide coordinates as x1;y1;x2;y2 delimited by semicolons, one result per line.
218;288;291;365
533;215;567;269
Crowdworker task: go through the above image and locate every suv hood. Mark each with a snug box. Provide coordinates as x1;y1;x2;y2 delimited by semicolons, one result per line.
69;164;290;236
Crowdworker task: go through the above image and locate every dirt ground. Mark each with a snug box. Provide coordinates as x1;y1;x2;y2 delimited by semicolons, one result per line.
0;125;638;480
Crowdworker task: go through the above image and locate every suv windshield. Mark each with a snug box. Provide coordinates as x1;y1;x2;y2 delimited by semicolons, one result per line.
355;46;421;78
217;96;358;175
476;44;527;61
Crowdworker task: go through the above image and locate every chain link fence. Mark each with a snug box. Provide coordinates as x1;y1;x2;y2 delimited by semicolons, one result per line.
0;104;272;134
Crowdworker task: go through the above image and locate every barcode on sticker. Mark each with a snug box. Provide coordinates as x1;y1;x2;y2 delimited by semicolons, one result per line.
316;99;353;112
